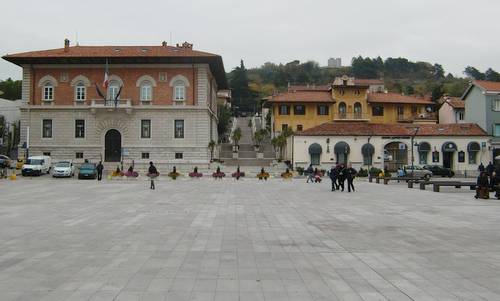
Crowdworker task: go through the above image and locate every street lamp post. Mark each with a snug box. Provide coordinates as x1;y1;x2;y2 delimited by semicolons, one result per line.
410;127;420;178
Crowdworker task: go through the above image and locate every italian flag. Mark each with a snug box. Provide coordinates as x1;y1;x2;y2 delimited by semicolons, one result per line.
103;59;109;89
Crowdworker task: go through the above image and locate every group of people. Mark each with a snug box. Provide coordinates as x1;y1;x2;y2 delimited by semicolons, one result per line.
476;162;500;199
305;163;358;192
328;164;357;192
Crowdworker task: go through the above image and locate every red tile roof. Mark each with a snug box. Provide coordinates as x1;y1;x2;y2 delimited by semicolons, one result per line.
445;97;465;109
288;85;331;92
2;44;228;89
473;80;500;92
267;90;333;103
354;79;384;85
3;45;218;59
297;122;488;137
368;92;433;105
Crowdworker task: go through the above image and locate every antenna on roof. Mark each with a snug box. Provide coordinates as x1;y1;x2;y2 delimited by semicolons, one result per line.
75;30;79;46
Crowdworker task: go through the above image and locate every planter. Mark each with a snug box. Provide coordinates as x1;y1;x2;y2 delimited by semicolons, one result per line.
256;152;264;159
232;152;239;159
254;145;260;152
232;145;239;152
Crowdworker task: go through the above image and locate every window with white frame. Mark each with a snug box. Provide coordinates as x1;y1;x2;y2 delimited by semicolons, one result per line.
494;124;500;137
458;111;464;120
43;82;54;101
493;99;500;111
108;82;120;100
174;80;186;101
140;81;152;101
75;82;86;101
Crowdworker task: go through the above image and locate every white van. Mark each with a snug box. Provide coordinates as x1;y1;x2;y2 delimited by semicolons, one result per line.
22;156;52;176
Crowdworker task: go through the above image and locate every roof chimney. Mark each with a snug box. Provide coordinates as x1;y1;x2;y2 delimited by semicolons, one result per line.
161;41;167;47
64;39;70;52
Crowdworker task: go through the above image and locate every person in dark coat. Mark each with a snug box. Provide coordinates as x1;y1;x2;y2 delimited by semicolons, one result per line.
329;166;339;191
478;162;485;172
337;164;346;192
486;162;495;176
475;171;490;199
490;170;500;199
96;161;104;181
345;164;357;192
305;164;314;183
148;161;159;190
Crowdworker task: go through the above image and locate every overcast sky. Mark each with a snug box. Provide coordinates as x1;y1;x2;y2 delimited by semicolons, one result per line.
1;0;499;80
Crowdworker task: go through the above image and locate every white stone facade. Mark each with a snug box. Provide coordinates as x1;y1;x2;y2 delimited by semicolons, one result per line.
292;135;491;174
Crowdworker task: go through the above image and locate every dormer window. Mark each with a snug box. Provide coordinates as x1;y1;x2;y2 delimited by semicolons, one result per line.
43;82;54;101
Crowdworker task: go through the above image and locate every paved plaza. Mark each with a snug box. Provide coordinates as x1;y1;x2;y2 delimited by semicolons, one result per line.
1;177;500;300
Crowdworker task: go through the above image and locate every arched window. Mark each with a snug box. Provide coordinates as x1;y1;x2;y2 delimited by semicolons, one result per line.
43;82;54;101
75;82;86;101
308;143;322;166
174;80;186;101
334;141;350;165
361;143;374;165
418;142;431;165
467;142;480;164
354;102;362;119
140;80;153;101
108;81;120;100
338;102;346;119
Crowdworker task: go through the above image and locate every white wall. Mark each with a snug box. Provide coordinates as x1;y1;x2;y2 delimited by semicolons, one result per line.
293;135;491;173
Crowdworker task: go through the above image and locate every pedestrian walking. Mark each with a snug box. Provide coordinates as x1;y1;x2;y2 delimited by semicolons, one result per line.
305;164;314;183
96;161;104;181
338;164;346;192
329;166;338;191
147;161;159;190
345;164;357;192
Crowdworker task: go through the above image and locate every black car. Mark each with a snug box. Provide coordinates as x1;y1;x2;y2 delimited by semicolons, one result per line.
423;165;455;177
78;163;97;179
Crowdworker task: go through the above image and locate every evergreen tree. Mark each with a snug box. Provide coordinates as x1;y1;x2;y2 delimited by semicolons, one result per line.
485;68;500;82
228;60;257;114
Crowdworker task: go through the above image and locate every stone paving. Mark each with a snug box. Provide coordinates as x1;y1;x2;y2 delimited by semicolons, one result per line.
0;177;500;300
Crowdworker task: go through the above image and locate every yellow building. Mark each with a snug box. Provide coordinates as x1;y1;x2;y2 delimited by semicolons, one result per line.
266;87;333;134
266;76;437;136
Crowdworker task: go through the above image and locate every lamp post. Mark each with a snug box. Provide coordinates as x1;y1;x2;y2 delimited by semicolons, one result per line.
410;127;420;177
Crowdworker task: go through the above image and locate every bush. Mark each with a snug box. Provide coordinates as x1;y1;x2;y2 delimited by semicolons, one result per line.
296;166;304;175
357;168;368;177
369;167;382;176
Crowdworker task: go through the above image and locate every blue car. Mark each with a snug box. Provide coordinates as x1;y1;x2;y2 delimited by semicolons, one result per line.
78;163;97;179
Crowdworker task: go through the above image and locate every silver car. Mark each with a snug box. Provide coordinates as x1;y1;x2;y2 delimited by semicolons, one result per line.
403;165;433;179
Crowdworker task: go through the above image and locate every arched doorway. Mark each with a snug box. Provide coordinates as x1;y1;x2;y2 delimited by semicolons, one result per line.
308;143;322;166
105;129;122;162
384;142;408;171
442;142;457;169
334;141;350;165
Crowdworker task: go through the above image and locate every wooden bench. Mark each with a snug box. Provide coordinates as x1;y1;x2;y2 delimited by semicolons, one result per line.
433;181;476;192
381;177;423;185
407;179;426;188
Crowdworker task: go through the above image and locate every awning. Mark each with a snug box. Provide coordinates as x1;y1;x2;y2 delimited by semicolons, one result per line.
467;142;480;152
418;142;431;152
308;143;322;155
442;142;457;152
361;143;374;156
334;141;350;154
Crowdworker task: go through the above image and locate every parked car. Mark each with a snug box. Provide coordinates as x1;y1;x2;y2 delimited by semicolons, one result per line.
21;156;52;176
0;155;13;168
78;163;97;179
52;161;75;178
403;165;433;179
423;165;455;177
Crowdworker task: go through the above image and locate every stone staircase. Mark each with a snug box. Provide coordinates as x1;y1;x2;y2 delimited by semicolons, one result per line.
219;117;276;167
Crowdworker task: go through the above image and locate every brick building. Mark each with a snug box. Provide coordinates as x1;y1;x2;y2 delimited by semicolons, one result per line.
2;40;228;169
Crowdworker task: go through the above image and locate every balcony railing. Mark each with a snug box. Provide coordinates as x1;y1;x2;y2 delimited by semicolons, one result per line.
90;99;132;108
333;112;370;121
